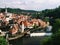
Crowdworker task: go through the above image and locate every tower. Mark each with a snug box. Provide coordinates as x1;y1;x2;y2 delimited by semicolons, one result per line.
5;6;7;15
21;22;24;33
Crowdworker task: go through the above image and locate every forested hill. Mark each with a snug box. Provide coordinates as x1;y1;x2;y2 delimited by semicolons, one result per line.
0;6;60;18
0;8;37;14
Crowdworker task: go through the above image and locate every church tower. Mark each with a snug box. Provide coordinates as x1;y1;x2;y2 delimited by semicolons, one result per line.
5;6;7;15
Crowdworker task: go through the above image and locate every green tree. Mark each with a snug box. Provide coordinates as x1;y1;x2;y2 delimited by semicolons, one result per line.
52;18;60;33
0;37;7;45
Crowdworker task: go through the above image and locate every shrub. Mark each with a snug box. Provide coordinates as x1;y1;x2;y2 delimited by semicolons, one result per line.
52;18;60;33
0;37;7;45
40;37;52;45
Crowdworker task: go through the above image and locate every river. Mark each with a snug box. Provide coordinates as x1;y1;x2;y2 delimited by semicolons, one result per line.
9;36;47;45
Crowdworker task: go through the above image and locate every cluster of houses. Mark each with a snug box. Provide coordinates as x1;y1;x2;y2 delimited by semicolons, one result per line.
0;13;50;35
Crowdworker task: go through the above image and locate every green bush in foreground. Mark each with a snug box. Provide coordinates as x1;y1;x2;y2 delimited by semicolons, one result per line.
0;37;7;45
41;29;60;45
40;37;52;45
52;18;60;33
